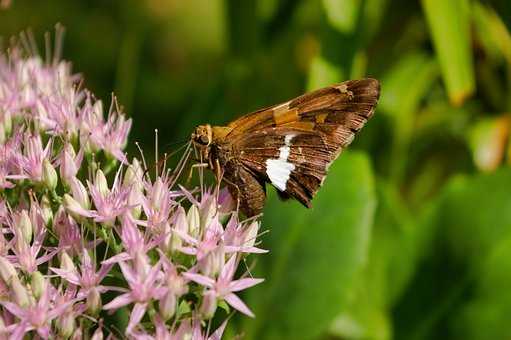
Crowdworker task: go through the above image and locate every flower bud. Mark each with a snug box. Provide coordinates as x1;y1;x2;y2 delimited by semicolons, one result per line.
168;207;187;252
58;312;75;339
243;221;260;248
200;291;217;319
42;159;58;190
63;194;84;219
187;205;200;238
40;195;53;226
159;292;176;321
95;170;109;198
11;276;29;308
87;287;102;315
18;210;32;244
0;256;17;284
60;252;76;273
123;158;143;190
151;178;166;212
200;197;216;231
199;247;224;277
30;271;46;300
60;144;79;186
69;178;90;210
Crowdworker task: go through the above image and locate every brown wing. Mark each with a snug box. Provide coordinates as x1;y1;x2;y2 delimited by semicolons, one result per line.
228;79;380;209
234;128;331;208
221;159;266;217
227;78;380;145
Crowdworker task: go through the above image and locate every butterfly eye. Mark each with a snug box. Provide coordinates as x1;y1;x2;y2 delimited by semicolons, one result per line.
199;135;209;145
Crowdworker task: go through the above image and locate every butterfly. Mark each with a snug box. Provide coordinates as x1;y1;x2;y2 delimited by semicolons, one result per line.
191;78;380;217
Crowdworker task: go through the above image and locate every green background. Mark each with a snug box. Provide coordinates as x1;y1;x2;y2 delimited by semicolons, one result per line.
2;0;511;339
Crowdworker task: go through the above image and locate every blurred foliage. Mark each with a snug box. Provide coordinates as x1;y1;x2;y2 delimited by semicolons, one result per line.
2;0;511;339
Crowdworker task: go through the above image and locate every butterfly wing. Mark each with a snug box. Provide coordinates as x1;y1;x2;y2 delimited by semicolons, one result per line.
225;78;380;214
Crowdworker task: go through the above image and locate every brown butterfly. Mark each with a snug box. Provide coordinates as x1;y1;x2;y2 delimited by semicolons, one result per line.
191;78;380;217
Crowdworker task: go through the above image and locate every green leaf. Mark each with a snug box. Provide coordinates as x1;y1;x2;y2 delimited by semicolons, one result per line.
243;151;376;340
322;0;361;34
421;0;474;105
378;52;439;182
329;181;438;340
435;168;511;338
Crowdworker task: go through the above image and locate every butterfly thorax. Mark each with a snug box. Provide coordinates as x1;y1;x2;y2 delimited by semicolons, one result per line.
191;124;235;170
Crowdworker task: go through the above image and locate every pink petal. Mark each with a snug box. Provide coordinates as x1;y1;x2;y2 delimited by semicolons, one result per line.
50;267;81;285
182;272;215;288
126;302;147;334
224;245;268;254
0;301;25;319
172;228;198;246
102;252;131;265
224;293;254;317
118;261;137;286
229;278;264;292
103;293;133;310
209;319;229;340
219;254;237;282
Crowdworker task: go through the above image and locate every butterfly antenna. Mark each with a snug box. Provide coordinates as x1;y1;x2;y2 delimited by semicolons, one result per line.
154;128;159;177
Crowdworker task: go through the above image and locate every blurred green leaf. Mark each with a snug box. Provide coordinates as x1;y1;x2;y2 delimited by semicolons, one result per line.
244;151;376;340
379;52;439;182
473;2;511;65
330;181;438;340
322;0;361;34
380;53;438;116
435;168;511;339
440;168;511;271
307;55;344;90
421;0;474;106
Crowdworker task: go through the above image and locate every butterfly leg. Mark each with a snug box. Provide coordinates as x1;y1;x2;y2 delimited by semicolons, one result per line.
187;162;209;183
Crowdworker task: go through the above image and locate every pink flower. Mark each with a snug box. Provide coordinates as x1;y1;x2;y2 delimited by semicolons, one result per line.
184;255;263;317
50;249;114;298
103;253;165;334
80;96;131;163
86;170;131;224
140;176;174;229
56;143;83;185
53;208;83;255
16;132;53;182
0;282;79;338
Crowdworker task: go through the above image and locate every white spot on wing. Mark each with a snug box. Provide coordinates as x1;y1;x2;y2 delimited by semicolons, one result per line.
266;134;296;191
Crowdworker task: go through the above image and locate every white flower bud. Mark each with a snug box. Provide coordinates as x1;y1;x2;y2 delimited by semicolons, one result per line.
200;291;217;319
87;287;102;315
58;312;75;339
243;221;260;248
187;205;200;238
11;276;29;308
42;159;58;190
60;252;76;273
60;144;79;186
200;247;224;277
30;271;46;300
0;256;18;284
95;170;109;198
69;178;90;210
63;194;85;219
18;210;32;244
40;195;53;225
159;292;176;321
123;158;143;190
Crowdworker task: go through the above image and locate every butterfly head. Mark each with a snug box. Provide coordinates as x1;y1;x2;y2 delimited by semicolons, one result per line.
191;124;213;161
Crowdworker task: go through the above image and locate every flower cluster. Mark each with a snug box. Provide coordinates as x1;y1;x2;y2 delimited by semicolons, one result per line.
0;32;265;339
